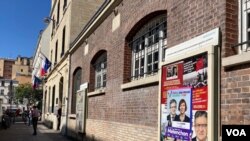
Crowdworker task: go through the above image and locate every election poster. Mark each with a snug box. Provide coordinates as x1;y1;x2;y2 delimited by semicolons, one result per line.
161;52;208;141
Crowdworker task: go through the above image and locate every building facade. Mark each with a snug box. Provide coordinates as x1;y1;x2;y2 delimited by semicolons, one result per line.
12;56;33;84
42;0;103;135
68;0;250;140
0;58;15;79
39;0;250;140
32;23;51;121
0;79;19;110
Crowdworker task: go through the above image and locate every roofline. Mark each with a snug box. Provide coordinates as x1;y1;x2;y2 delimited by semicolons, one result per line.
69;0;122;53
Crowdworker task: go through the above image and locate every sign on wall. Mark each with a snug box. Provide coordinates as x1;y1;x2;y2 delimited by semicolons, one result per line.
161;52;209;141
76;82;88;133
160;28;219;141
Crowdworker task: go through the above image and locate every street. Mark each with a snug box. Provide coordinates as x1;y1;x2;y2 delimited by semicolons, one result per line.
0;116;73;141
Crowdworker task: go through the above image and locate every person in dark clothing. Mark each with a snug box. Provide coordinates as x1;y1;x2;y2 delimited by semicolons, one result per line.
167;99;177;127
31;105;40;135
57;107;62;130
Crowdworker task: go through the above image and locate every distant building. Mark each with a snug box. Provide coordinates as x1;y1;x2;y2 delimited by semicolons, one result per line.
12;56;33;84
0;79;19;111
40;0;103;135
0;56;32;85
0;58;15;79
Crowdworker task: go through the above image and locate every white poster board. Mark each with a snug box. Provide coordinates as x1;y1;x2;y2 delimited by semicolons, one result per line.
159;28;219;141
76;82;88;133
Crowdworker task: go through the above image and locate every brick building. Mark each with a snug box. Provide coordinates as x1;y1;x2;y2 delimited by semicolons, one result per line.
12;56;33;84
35;0;250;140
0;58;15;79
67;0;250;140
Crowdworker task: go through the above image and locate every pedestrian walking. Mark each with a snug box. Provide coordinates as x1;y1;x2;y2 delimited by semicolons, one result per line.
31;105;40;135
57;107;62;130
28;108;32;126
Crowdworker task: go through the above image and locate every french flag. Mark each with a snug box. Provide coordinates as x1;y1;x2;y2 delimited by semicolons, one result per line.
33;75;42;89
40;57;51;76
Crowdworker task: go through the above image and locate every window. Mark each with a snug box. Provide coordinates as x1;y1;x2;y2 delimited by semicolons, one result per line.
61;26;66;57
57;0;60;25
44;90;47;113
72;68;82;114
21;69;23;72
48;87;51;113
52;85;55;113
63;0;67;10
55;40;58;65
59;77;63;106
1;81;4;86
51;16;55;37
239;0;250;52
50;50;53;70
0;89;4;95
129;15;167;80
93;52;107;90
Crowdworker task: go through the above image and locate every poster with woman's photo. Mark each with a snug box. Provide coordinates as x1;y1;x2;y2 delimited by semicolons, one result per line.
161;52;208;141
165;88;192;140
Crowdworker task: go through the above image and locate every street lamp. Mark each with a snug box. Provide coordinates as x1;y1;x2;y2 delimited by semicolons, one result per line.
43;17;55;24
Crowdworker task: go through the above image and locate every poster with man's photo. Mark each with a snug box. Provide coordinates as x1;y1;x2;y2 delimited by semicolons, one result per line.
165;88;192;140
161;52;208;141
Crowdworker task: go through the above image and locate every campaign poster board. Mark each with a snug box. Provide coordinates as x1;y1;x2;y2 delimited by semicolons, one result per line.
76;83;88;133
160;52;212;141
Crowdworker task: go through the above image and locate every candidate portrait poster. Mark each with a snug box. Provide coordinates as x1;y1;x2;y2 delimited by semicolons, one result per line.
161;52;208;141
165;88;192;140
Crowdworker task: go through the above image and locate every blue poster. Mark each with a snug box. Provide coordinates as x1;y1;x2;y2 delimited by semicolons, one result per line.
165;88;192;140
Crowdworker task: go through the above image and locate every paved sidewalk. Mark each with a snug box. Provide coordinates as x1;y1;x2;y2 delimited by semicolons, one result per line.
0;119;73;141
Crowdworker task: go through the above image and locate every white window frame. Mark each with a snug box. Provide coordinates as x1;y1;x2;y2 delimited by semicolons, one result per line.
94;53;107;89
239;0;250;53
130;15;167;80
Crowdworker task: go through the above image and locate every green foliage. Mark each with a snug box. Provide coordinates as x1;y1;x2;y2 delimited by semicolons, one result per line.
15;83;43;106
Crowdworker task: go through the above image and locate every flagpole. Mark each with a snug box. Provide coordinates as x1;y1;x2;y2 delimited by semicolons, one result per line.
39;51;47;59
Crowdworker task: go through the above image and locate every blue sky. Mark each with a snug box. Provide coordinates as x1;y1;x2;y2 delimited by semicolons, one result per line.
0;0;51;59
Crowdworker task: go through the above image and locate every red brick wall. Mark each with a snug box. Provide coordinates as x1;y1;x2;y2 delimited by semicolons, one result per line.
69;0;247;140
220;0;250;127
71;0;169;128
221;64;250;125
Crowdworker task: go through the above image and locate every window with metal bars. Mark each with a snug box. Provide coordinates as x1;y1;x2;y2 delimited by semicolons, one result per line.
93;53;107;90
129;15;167;80
72;68;81;114
238;0;250;52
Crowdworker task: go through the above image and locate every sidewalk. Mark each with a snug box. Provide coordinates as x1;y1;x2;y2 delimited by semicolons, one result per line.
0;117;73;141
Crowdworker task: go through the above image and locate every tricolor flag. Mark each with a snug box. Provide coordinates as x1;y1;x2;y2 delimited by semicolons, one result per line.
40;57;51;76
32;75;42;89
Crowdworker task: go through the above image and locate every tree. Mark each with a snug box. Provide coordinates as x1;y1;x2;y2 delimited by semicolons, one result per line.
15;83;43;108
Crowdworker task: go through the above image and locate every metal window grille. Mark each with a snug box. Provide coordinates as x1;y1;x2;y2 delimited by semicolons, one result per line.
94;53;107;90
234;0;250;52
129;15;167;80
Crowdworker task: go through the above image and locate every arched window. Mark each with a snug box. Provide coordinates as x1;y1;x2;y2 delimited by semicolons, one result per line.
90;51;107;91
59;77;63;107
94;52;107;89
128;14;167;80
71;68;81;114
239;0;250;52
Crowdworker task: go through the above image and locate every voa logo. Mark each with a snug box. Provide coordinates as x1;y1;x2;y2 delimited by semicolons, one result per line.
226;129;246;136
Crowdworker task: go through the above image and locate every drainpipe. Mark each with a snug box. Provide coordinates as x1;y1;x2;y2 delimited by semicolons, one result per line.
65;53;71;136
